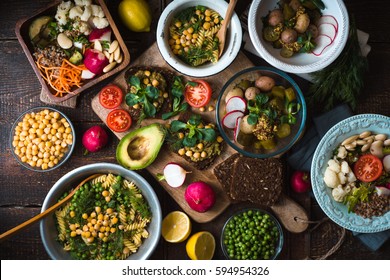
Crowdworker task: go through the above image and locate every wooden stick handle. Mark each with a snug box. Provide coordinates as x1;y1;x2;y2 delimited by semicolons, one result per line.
0;174;101;242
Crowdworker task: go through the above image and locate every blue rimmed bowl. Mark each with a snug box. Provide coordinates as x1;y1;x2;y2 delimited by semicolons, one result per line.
216;66;306;158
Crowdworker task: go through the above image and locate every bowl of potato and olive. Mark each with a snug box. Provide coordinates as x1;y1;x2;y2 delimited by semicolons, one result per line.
216;66;306;158
10;107;75;172
221;208;284;260
248;0;349;73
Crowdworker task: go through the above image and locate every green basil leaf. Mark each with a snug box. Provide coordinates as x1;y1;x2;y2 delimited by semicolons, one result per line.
146;86;159;99
183;136;197;147
247;114;258;125
125;93;140;107
143;100;156;117
129;76;141;89
170;120;187;132
200;128;216;142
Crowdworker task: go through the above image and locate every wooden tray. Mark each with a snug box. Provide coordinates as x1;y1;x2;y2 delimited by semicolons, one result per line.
92;43;255;223
15;0;130;103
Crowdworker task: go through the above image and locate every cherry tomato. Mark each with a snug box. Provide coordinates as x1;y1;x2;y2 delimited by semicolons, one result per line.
106;109;132;132
354;154;383;182
184;79;212;108
99;85;123;109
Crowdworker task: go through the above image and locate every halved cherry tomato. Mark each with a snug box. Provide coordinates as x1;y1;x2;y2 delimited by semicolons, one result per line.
106;109;132;132
184;79;212;108
99;85;123;109
354;154;383;182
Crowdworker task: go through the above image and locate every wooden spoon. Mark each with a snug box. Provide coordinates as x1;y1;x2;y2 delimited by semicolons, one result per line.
216;0;238;57
0;173;102;242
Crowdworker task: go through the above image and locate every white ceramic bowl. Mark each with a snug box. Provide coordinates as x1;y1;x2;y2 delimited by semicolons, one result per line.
311;114;390;233
156;0;242;77
248;0;349;73
40;163;162;259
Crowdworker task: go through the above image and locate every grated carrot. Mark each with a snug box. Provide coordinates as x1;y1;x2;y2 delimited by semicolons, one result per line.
35;56;87;97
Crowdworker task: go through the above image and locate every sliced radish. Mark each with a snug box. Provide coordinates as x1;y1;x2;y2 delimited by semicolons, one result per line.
317;22;338;42
161;162;189;188
317;15;339;32
222;110;245;129
233;116;243;142
312;34;333;56
226;96;247;113
81;69;96;79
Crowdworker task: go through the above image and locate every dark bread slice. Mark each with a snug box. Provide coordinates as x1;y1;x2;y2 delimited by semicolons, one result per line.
213;153;241;199
230;157;283;206
124;66;174;121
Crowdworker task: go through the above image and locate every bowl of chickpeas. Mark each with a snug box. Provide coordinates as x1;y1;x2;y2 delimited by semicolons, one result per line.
10;106;75;172
248;0;349;73
156;0;242;77
221;208;284;260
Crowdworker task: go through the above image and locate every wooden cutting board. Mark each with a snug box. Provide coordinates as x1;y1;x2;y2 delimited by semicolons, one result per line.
92;42;254;223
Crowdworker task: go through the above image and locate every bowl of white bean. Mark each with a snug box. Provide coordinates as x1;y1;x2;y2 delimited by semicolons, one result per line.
10;106;75;172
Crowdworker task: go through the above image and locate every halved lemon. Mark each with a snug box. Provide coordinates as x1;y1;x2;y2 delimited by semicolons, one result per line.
186;231;215;260
161;211;192;243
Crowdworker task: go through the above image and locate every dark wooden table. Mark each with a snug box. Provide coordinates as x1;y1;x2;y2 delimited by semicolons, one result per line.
0;0;389;260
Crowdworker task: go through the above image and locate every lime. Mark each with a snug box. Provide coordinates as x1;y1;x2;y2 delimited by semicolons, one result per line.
186;231;215;260
161;211;192;243
118;0;152;32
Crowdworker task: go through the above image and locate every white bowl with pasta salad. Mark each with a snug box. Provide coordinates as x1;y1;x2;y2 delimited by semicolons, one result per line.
156;0;242;77
40;163;162;260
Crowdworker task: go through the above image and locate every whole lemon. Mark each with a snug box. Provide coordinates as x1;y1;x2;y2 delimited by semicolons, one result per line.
118;0;152;32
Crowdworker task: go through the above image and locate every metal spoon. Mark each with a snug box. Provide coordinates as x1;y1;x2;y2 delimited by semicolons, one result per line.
216;0;238;57
0;173;102;242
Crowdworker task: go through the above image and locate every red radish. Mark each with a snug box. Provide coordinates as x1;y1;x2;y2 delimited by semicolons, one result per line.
312;34;333;56
233;116;243;142
222;110;244;129
185;181;216;212
291;170;311;193
82;125;109;154
88;27;112;42
226;96;247;113
318;22;338;42
317;15;339;32
158;162;190;188
83;49;109;75
81;69;96;80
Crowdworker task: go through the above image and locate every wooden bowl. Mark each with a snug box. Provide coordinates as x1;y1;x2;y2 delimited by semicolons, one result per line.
15;0;130;103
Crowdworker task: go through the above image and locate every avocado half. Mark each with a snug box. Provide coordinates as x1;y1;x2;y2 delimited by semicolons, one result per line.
116;123;166;170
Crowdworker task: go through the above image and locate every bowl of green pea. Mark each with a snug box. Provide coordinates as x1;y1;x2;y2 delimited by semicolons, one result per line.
221;208;284;260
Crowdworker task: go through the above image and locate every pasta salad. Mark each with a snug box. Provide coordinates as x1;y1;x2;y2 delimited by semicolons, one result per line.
168;5;223;66
55;173;151;259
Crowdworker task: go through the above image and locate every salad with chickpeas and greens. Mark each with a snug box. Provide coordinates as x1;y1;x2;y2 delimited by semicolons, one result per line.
168;5;223;66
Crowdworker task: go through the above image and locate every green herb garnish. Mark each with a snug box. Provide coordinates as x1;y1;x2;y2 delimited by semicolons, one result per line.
306;16;368;112
343;184;373;213
170;114;216;147
125;75;160;123
162;76;189;120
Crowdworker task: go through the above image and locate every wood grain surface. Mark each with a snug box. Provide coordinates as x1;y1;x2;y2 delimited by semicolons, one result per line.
91;43;258;223
1;0;389;260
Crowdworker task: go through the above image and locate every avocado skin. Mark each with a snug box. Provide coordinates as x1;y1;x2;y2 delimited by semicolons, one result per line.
116;123;166;170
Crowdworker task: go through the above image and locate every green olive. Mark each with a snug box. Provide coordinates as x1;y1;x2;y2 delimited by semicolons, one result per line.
280;46;294;58
263;26;280;42
276;123;291;138
284;87;296;102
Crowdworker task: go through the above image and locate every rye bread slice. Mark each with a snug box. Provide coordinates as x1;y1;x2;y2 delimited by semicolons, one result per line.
213;153;241;199
230;157;283;206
